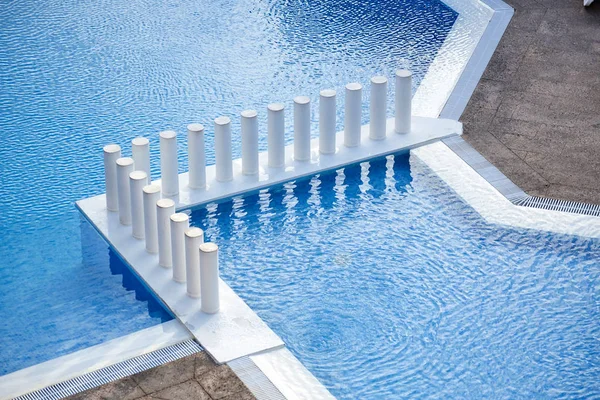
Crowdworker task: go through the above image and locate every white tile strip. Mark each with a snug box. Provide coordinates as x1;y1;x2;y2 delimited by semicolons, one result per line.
412;142;600;239
77;116;462;365
414;0;494;118
0;320;191;400
250;348;336;400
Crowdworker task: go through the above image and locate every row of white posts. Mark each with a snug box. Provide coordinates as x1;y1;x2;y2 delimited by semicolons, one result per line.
103;143;220;314
102;70;413;314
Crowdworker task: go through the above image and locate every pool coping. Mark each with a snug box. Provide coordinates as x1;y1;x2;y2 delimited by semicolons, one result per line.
413;141;600;239
0;320;192;400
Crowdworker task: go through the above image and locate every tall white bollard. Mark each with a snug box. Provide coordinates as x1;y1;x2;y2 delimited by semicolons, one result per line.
199;242;220;314
156;198;175;268
187;124;206;189
214;116;233;182
159;130;179;196
132;137;151;184
104;144;121;212
116;157;134;225
319;89;337;154
143;185;160;253
185;227;204;298
395;70;412;134
293;96;311;162
344;83;362;147
369;76;388;140
129;171;147;239
267;103;285;168
241;110;259;175
170;213;189;283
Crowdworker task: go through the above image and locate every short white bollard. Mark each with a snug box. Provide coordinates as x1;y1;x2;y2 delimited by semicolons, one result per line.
214;116;233;182
369;76;388;140
143;185;160;253
116;157;134;225
319;89;337;154
199;242;220;314
104;144;121;212
241;110;259;175
267;103;285;168
293;96;311;162
187;124;206;189
185;227;204;298
159;130;179;196
132;137;151;184
170;213;189;283
344;83;362;147
156;198;175;268
395;70;412;134
129;171;147;239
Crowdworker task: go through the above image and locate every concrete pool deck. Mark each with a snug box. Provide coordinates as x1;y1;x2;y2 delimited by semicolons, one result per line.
461;0;600;205
62;1;600;399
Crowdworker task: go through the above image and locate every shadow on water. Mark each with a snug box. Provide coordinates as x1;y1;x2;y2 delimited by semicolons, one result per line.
79;216;173;323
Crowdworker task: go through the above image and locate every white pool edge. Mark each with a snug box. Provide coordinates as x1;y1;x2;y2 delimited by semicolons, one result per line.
412;141;600;239
0;320;192;400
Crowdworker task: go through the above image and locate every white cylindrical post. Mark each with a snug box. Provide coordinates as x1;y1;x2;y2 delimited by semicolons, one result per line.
116;157;134;225
170;213;189;283
159;130;179;196
369;76;388;140
185;227;204;298
241;110;259;175
344;83;362;147
129;171;147;239
395;70;412;134
319;89;337;154
200;242;220;314
104;144;121;212
157;199;175;268
293;96;311;162
143;185;160;253
214;116;233;182
187;123;206;189
132;137;151;184
267;103;285;168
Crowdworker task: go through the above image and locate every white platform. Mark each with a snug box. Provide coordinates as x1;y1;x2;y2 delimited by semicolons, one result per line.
77;116;462;365
0;320;191;400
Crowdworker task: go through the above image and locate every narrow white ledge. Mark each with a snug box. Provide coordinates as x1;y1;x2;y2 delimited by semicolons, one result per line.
0;320;191;400
412;141;600;239
77;116;462;364
250;347;336;400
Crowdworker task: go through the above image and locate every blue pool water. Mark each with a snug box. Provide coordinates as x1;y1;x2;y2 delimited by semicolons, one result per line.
189;154;600;399
0;0;457;375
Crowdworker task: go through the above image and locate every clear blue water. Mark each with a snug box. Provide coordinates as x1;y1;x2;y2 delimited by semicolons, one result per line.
189;154;600;399
0;0;457;376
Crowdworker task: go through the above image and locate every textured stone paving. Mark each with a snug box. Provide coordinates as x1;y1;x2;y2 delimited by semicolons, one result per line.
65;352;255;400
461;0;600;204
63;1;600;399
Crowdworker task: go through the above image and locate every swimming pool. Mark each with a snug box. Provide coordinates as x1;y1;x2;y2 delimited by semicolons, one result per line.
0;0;469;376
188;153;600;399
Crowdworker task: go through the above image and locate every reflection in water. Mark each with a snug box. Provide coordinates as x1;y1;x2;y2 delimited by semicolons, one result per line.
80;218;173;323
189;154;413;242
